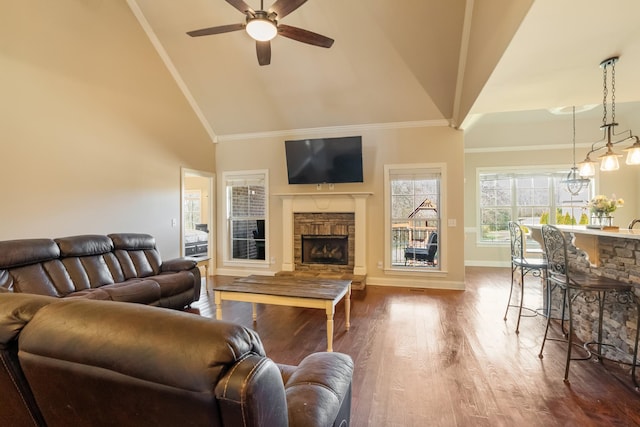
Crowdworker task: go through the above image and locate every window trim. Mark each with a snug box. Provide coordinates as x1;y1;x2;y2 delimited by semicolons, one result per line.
384;163;447;273
222;169;269;267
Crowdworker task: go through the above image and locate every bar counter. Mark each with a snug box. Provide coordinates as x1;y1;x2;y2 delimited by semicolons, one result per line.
527;224;640;367
529;224;640;267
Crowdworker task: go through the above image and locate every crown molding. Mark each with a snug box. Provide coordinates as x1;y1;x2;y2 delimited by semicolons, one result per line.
216;119;452;143
465;142;594;154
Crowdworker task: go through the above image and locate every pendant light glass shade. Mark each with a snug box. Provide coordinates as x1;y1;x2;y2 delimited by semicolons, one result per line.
578;157;597;177
599;145;621;171
624;137;640;165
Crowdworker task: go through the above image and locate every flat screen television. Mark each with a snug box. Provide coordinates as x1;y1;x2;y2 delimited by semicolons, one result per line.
284;136;363;184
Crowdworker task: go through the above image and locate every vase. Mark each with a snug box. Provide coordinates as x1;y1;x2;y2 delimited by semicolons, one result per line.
591;214;613;227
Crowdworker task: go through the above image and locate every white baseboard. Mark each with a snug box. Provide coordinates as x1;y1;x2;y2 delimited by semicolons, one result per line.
366;276;465;290
464;260;510;267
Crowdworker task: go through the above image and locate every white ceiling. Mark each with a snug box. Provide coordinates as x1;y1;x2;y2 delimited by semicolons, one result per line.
129;0;640;147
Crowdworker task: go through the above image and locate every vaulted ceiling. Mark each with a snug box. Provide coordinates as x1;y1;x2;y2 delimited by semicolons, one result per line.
129;0;640;146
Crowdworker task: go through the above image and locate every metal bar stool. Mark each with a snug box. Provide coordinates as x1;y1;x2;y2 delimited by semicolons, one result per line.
503;221;548;334
538;224;640;385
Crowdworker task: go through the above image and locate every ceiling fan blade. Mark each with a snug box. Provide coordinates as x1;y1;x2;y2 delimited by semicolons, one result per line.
269;0;308;19
225;0;255;15
256;41;271;66
187;23;245;37
278;24;334;48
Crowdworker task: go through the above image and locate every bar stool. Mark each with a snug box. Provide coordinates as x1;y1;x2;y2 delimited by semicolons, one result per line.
538;224;640;385
503;221;548;334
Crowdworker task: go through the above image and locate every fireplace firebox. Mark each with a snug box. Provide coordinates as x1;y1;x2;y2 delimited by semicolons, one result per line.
301;235;348;265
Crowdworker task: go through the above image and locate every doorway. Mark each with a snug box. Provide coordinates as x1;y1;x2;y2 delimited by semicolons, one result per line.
181;168;215;274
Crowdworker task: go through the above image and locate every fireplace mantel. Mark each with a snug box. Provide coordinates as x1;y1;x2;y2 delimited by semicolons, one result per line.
276;192;372;275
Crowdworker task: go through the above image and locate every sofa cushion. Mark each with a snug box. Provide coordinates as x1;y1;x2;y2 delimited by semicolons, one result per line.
109;233;162;278
4;263;64;297
0;239;59;269
100;280;161;304
0;240;64;294
64;288;111;300
109;233;155;251
55;235;113;257
55;235;121;289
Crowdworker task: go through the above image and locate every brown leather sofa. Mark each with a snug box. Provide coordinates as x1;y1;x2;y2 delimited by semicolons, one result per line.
0;233;200;309
0;293;354;427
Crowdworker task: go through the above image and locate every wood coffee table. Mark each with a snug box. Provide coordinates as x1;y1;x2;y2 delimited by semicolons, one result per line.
213;275;351;352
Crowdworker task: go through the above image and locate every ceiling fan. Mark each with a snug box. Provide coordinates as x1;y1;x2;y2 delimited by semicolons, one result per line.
186;0;334;66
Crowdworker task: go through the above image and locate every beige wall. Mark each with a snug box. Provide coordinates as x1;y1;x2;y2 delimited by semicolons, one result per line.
0;1;214;258
215;126;466;289
464;148;639;266
184;175;211;228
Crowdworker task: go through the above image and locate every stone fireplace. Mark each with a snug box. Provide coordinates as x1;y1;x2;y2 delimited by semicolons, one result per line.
276;192;371;277
295;213;355;272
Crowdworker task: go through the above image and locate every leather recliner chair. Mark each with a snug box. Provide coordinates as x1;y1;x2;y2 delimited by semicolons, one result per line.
0;293;354;427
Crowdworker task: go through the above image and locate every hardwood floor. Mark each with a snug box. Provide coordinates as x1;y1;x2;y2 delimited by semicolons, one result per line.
190;267;640;426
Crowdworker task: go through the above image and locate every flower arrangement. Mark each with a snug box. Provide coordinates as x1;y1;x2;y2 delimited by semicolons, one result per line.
588;194;624;217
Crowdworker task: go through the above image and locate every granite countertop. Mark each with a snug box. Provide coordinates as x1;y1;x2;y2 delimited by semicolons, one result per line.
528;223;640;240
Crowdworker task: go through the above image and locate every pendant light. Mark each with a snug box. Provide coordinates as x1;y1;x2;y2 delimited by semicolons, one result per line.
578;57;637;177
562;106;591;195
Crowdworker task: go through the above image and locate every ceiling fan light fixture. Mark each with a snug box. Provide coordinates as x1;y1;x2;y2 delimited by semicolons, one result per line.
246;15;277;41
187;0;333;65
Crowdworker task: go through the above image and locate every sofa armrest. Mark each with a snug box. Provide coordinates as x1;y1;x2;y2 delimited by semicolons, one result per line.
160;257;197;272
284;352;354;427
215;354;288;427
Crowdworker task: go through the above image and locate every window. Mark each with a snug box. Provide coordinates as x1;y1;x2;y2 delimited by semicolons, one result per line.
183;190;201;230
478;169;591;242
385;164;444;271
223;170;268;262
